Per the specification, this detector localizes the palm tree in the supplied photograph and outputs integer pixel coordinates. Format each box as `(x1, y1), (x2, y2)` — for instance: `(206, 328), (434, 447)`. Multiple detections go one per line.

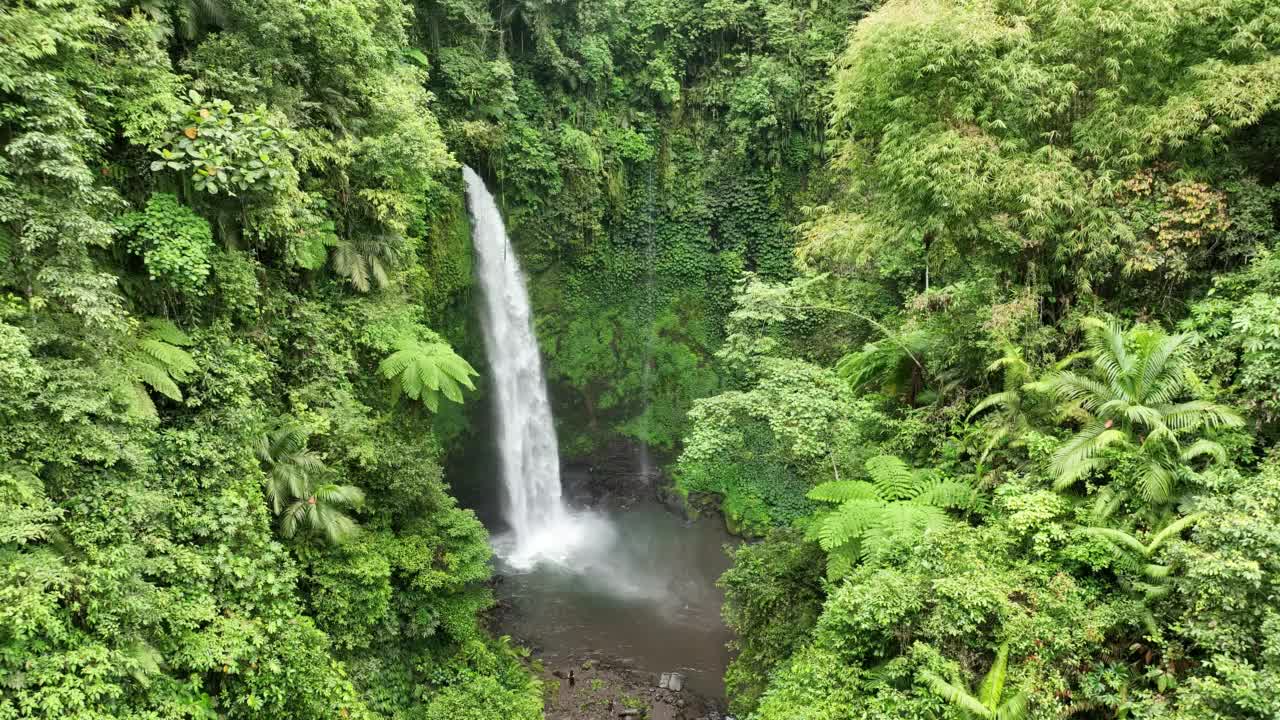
(254, 424), (326, 514)
(1079, 512), (1204, 635)
(968, 343), (1088, 464)
(808, 455), (983, 578)
(919, 643), (1028, 720)
(331, 233), (400, 292)
(1032, 318), (1243, 503)
(968, 342), (1036, 464)
(254, 424), (364, 544)
(278, 476), (365, 544)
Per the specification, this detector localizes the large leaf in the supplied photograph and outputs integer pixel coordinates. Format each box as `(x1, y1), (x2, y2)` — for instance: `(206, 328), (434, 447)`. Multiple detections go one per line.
(977, 643), (1009, 711)
(919, 670), (992, 719)
(865, 454), (914, 500)
(379, 338), (478, 411)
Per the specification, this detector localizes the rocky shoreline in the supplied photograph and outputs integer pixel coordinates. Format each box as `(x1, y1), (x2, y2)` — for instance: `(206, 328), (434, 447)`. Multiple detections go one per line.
(536, 652), (730, 720)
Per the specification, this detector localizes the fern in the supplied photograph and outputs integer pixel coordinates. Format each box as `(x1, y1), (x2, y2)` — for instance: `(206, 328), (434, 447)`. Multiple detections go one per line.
(378, 337), (478, 411)
(808, 455), (982, 577)
(807, 480), (877, 503)
(117, 318), (197, 417)
(866, 455), (915, 500)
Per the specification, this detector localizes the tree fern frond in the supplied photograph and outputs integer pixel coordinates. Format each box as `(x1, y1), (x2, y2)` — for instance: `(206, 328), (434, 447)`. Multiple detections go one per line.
(866, 454), (914, 500)
(135, 339), (197, 381)
(140, 318), (192, 347)
(379, 338), (478, 411)
(808, 480), (878, 504)
(129, 381), (158, 418)
(914, 479), (983, 512)
(816, 500), (883, 551)
(131, 358), (183, 401)
(826, 546), (857, 582)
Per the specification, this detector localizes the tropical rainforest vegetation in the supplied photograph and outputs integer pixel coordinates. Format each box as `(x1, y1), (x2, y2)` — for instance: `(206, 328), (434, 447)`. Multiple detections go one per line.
(2, 0), (1279, 718)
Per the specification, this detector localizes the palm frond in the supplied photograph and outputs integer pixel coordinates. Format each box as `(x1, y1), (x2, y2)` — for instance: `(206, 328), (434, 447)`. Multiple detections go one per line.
(1035, 371), (1112, 413)
(968, 390), (1018, 420)
(313, 483), (365, 508)
(919, 670), (992, 718)
(1180, 439), (1226, 464)
(1051, 421), (1129, 488)
(1145, 512), (1204, 553)
(977, 643), (1009, 711)
(1159, 401), (1244, 432)
(1137, 332), (1191, 399)
(1137, 461), (1175, 504)
(1079, 526), (1147, 556)
(995, 691), (1028, 720)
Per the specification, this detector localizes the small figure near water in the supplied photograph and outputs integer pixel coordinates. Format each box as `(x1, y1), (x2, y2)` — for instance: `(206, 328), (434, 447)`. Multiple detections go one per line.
(568, 669), (576, 687)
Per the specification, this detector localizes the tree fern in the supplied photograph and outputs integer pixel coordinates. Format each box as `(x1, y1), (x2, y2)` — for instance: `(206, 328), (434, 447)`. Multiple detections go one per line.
(379, 337), (478, 411)
(117, 318), (197, 417)
(866, 454), (915, 500)
(835, 328), (933, 403)
(808, 455), (981, 578)
(332, 233), (399, 292)
(807, 480), (878, 503)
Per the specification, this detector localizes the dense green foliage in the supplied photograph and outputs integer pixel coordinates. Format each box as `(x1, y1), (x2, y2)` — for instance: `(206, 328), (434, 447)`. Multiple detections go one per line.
(0, 1), (536, 718)
(695, 1), (1280, 718)
(4, 0), (1280, 718)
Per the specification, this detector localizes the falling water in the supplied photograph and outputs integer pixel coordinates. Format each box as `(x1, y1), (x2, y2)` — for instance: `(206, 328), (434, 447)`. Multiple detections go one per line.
(463, 166), (609, 569)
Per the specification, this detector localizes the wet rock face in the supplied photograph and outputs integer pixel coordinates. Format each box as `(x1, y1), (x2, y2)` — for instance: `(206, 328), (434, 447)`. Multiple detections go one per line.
(561, 437), (667, 510)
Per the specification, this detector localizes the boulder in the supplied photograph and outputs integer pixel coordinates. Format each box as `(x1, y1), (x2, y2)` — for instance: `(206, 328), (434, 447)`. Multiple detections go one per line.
(668, 672), (685, 692)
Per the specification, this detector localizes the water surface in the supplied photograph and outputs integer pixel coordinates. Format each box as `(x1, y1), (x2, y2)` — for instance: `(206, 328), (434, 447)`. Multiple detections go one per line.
(494, 501), (735, 697)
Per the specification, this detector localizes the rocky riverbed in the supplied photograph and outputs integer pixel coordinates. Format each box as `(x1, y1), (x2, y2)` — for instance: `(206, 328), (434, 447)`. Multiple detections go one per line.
(537, 652), (729, 720)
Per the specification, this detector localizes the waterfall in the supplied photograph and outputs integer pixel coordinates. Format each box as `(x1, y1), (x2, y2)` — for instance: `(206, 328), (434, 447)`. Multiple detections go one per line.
(463, 166), (606, 569)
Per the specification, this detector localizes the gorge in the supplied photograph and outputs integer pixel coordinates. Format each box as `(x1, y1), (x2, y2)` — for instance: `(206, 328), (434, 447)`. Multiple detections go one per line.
(4, 1), (1279, 719)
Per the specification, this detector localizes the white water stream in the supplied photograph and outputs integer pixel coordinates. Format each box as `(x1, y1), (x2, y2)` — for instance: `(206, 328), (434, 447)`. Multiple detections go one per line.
(463, 166), (610, 569)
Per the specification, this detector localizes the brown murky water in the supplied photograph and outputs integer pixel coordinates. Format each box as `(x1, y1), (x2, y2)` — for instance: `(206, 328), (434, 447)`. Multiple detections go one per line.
(493, 501), (736, 698)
